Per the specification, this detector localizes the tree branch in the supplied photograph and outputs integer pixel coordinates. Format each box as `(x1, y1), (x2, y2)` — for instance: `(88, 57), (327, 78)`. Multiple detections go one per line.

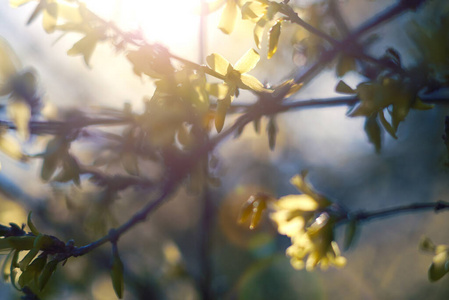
(351, 200), (449, 222)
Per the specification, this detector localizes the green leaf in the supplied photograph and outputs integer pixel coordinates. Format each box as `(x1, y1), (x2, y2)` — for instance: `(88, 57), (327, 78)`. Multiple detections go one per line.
(39, 260), (58, 291)
(218, 1), (238, 34)
(412, 97), (434, 110)
(1, 250), (13, 281)
(27, 212), (40, 236)
(10, 250), (20, 290)
(267, 20), (281, 59)
(7, 236), (36, 251)
(336, 54), (356, 77)
(19, 247), (39, 272)
(335, 80), (355, 94)
(111, 244), (124, 299)
(364, 115), (381, 153)
(41, 137), (66, 181)
(52, 154), (81, 185)
(344, 219), (358, 250)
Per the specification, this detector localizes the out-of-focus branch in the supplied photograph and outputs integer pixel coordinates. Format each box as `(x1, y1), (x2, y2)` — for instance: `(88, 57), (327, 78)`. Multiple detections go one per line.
(350, 200), (449, 222)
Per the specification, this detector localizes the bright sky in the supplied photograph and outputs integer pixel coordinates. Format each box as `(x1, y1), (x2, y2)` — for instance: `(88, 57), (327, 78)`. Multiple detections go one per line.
(86, 0), (204, 57)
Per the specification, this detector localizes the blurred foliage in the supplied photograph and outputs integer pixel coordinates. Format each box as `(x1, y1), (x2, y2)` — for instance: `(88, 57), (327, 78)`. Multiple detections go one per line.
(0, 0), (447, 299)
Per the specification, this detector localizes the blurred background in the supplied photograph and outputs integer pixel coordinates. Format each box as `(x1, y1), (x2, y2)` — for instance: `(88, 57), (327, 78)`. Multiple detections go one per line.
(0, 0), (449, 299)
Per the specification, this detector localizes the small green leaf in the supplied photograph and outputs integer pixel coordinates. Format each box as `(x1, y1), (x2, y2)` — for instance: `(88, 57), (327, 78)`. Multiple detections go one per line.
(52, 154), (81, 185)
(1, 250), (13, 281)
(412, 97), (434, 110)
(10, 250), (20, 290)
(41, 138), (66, 181)
(27, 212), (40, 236)
(39, 260), (58, 291)
(111, 244), (124, 299)
(19, 247), (39, 271)
(0, 238), (12, 251)
(267, 20), (281, 59)
(7, 236), (35, 251)
(28, 255), (47, 282)
(335, 80), (355, 94)
(336, 54), (356, 77)
(344, 219), (358, 250)
(364, 115), (381, 153)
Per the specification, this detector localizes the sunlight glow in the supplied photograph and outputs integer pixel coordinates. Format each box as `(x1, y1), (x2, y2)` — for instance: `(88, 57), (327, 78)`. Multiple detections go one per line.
(86, 0), (201, 54)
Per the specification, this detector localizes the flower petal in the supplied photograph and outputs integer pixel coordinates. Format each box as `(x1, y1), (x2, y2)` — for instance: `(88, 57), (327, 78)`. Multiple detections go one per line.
(206, 82), (229, 98)
(239, 74), (265, 91)
(206, 53), (231, 76)
(234, 48), (260, 74)
(275, 194), (319, 211)
(429, 251), (449, 282)
(10, 0), (34, 7)
(218, 1), (238, 34)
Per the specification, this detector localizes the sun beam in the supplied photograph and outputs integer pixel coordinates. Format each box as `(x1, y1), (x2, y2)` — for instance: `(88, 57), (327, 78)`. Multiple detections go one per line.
(86, 0), (202, 57)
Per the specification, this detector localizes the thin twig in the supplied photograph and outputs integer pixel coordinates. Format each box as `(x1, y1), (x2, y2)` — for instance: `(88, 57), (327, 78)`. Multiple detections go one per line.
(352, 200), (449, 222)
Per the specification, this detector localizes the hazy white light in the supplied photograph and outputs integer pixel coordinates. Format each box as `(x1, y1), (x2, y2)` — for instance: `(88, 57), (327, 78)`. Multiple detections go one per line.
(85, 0), (201, 54)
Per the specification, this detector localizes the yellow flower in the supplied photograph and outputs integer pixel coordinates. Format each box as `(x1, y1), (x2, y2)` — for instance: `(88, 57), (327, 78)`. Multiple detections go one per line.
(238, 193), (272, 230)
(270, 172), (346, 271)
(420, 237), (449, 282)
(287, 212), (346, 271)
(206, 48), (269, 132)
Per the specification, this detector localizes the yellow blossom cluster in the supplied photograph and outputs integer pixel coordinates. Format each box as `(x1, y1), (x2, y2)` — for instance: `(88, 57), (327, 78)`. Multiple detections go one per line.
(270, 172), (346, 271)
